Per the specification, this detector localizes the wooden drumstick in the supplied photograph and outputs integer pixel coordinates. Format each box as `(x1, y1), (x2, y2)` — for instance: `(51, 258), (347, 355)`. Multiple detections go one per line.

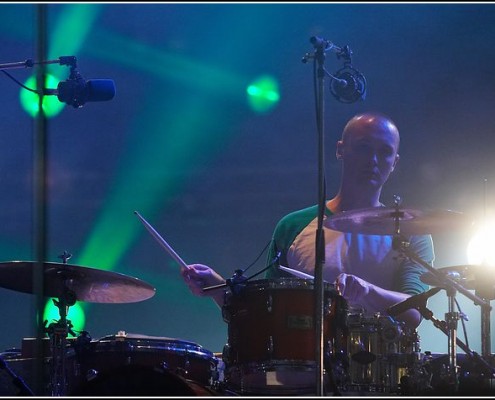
(279, 265), (331, 285)
(279, 265), (315, 280)
(134, 211), (189, 270)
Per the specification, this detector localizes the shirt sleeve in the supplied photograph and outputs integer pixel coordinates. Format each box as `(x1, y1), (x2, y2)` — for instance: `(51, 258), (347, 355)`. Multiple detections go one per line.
(396, 234), (435, 295)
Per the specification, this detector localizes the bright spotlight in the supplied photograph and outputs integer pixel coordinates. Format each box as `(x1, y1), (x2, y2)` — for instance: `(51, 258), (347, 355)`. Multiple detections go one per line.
(467, 217), (495, 266)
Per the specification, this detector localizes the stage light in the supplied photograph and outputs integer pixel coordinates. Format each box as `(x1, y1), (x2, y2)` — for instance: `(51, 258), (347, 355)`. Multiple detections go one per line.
(20, 74), (65, 118)
(42, 299), (86, 335)
(467, 217), (495, 266)
(247, 75), (280, 114)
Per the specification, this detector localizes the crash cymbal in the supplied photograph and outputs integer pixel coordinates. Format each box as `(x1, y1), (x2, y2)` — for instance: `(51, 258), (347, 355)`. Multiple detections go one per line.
(325, 207), (470, 235)
(420, 265), (495, 290)
(0, 261), (156, 303)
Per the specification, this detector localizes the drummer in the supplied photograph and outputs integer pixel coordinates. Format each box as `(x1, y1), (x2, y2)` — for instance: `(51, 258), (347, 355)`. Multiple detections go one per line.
(181, 112), (434, 329)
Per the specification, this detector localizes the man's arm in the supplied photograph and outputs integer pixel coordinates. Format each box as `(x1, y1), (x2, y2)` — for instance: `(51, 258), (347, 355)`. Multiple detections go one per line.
(336, 273), (422, 328)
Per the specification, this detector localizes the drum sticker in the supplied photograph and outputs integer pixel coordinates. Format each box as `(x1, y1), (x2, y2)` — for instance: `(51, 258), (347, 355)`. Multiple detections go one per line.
(287, 315), (313, 330)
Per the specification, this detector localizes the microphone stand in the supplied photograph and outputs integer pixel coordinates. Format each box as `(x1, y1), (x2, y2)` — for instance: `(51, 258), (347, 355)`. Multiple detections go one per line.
(0, 56), (77, 71)
(303, 37), (360, 396)
(310, 36), (327, 397)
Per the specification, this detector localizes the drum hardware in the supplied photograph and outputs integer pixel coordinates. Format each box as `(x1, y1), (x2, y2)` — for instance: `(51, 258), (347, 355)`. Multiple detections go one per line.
(421, 264), (495, 359)
(70, 332), (220, 396)
(342, 312), (418, 394)
(0, 353), (35, 396)
(326, 194), (489, 394)
(220, 278), (347, 395)
(399, 255), (489, 392)
(0, 257), (156, 395)
(390, 283), (495, 396)
(204, 250), (282, 296)
(392, 196), (490, 393)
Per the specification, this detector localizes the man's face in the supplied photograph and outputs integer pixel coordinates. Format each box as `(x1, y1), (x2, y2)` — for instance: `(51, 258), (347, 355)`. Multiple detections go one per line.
(340, 121), (399, 189)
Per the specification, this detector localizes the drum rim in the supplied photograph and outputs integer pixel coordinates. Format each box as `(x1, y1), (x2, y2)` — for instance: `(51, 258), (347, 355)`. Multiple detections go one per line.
(229, 277), (337, 291)
(88, 336), (216, 359)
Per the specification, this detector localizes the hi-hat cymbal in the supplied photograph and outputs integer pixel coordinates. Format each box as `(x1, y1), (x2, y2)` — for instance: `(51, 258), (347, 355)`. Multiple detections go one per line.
(0, 261), (156, 303)
(420, 265), (495, 290)
(325, 207), (471, 235)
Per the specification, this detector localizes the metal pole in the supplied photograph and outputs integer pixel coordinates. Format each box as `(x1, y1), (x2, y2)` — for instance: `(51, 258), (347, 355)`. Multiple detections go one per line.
(313, 39), (327, 397)
(446, 287), (459, 393)
(33, 3), (48, 395)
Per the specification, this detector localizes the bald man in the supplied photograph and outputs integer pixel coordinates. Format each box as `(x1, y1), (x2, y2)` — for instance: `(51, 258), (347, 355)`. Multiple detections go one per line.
(182, 112), (433, 329)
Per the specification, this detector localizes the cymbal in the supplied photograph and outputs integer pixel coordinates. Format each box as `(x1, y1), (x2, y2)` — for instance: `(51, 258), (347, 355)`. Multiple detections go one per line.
(325, 207), (470, 235)
(420, 265), (494, 290)
(0, 261), (156, 303)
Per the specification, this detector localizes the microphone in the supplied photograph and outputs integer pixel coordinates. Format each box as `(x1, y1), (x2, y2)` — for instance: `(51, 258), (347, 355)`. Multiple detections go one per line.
(387, 287), (442, 317)
(310, 36), (333, 50)
(45, 78), (116, 108)
(330, 65), (366, 104)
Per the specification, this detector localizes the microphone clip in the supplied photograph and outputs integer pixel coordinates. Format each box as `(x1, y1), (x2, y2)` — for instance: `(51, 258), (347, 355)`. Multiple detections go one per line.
(329, 63), (367, 104)
(57, 63), (88, 108)
(226, 269), (248, 295)
(336, 45), (353, 64)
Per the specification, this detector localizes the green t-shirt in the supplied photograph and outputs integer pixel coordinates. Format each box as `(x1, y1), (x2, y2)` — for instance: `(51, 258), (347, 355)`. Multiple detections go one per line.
(265, 204), (434, 297)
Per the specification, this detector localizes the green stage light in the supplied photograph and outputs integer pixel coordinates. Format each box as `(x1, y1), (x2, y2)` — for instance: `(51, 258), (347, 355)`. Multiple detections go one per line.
(247, 75), (280, 114)
(43, 299), (86, 336)
(20, 74), (65, 118)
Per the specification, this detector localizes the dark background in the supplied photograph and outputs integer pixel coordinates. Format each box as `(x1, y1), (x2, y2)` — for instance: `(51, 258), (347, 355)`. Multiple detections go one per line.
(0, 3), (494, 359)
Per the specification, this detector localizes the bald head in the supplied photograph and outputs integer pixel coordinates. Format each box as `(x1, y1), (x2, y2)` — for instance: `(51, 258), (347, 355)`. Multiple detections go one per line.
(342, 112), (400, 151)
(335, 112), (401, 199)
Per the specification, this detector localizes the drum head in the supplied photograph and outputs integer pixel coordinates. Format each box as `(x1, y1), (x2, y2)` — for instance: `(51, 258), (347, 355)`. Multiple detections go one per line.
(71, 364), (205, 396)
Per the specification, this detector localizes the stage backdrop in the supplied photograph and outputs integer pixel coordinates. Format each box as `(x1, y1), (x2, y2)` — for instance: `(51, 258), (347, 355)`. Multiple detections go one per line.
(0, 3), (494, 362)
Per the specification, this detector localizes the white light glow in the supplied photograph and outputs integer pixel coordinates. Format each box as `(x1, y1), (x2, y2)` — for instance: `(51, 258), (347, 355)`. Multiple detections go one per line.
(467, 218), (495, 266)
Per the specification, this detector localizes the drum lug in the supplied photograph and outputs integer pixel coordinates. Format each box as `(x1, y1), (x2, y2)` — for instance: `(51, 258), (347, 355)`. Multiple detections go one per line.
(85, 368), (99, 382)
(325, 298), (332, 315)
(267, 336), (274, 357)
(222, 343), (231, 365)
(222, 304), (231, 323)
(266, 294), (272, 313)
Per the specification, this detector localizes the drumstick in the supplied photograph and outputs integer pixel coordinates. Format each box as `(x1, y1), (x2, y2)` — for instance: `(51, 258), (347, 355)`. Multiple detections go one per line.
(279, 265), (330, 284)
(134, 211), (189, 270)
(279, 265), (315, 280)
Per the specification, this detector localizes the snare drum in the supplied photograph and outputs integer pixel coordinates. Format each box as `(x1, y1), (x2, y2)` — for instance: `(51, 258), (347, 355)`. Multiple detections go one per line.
(70, 332), (219, 395)
(221, 278), (347, 395)
(345, 312), (420, 394)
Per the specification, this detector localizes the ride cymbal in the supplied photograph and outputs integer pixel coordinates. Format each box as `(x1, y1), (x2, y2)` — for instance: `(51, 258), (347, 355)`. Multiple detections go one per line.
(0, 261), (156, 303)
(325, 207), (471, 236)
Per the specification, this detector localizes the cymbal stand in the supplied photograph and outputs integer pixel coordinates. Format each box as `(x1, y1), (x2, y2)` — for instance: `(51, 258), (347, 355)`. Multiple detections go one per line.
(474, 267), (495, 359)
(390, 196), (491, 393)
(46, 288), (76, 396)
(445, 285), (459, 392)
(417, 303), (495, 377)
(46, 255), (77, 397)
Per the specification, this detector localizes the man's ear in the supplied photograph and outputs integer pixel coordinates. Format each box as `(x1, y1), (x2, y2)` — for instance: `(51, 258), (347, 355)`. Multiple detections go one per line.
(391, 153), (400, 171)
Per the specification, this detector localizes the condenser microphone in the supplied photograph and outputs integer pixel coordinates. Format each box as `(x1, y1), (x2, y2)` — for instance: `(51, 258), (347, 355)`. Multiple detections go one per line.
(45, 78), (116, 108)
(330, 65), (367, 104)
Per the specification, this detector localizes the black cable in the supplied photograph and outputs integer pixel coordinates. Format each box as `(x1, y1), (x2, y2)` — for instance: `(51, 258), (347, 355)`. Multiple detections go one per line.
(454, 297), (469, 349)
(239, 239), (272, 275)
(1, 69), (39, 93)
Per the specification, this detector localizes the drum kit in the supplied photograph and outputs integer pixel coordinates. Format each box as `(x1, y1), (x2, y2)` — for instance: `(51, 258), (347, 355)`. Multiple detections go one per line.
(0, 204), (494, 396)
